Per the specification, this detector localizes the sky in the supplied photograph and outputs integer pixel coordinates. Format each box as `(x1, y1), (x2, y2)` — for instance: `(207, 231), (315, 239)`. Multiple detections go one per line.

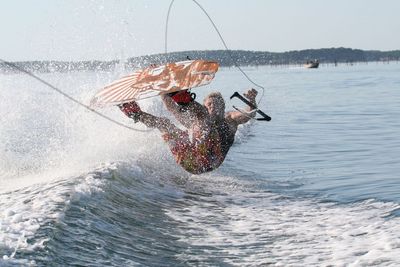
(1, 0), (399, 61)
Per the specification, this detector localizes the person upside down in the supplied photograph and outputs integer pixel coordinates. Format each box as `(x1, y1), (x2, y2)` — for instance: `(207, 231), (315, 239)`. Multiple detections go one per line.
(119, 88), (258, 174)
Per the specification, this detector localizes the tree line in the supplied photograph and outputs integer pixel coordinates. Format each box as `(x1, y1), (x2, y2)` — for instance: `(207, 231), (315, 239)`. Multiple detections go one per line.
(1, 47), (399, 73)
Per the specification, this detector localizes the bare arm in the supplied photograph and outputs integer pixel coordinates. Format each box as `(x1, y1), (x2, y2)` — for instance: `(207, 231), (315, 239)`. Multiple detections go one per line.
(225, 88), (258, 126)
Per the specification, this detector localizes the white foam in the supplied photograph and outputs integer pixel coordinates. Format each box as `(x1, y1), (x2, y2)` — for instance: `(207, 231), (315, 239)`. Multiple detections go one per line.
(0, 71), (166, 192)
(0, 70), (178, 263)
(0, 164), (114, 264)
(167, 190), (400, 266)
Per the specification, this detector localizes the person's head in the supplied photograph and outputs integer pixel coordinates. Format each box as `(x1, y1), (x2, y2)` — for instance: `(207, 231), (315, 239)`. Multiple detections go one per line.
(204, 92), (225, 119)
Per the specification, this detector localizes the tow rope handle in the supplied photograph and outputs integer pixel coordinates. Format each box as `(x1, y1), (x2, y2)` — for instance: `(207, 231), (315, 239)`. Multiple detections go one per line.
(230, 92), (271, 121)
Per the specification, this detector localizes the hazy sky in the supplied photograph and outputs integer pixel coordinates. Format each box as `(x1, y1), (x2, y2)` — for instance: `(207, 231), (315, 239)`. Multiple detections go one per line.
(1, 0), (399, 61)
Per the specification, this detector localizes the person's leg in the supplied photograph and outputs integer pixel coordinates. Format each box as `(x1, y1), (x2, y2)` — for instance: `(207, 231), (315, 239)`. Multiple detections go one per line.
(119, 101), (215, 174)
(119, 100), (202, 173)
(161, 94), (209, 128)
(119, 100), (181, 134)
(138, 111), (181, 134)
(139, 110), (199, 172)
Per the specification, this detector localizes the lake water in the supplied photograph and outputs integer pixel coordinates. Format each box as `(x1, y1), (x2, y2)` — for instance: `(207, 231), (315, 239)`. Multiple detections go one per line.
(1, 62), (400, 266)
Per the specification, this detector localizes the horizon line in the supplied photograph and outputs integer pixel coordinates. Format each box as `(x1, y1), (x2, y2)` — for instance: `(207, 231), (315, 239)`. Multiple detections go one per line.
(3, 47), (400, 63)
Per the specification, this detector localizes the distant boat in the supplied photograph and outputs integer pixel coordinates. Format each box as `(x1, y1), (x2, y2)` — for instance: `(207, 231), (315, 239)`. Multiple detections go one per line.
(304, 60), (319, 69)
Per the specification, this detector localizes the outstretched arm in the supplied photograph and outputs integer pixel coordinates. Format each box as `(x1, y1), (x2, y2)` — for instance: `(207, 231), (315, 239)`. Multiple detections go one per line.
(225, 88), (258, 125)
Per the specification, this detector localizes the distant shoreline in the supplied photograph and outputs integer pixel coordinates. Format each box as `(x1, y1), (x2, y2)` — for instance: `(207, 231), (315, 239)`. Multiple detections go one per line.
(1, 47), (399, 74)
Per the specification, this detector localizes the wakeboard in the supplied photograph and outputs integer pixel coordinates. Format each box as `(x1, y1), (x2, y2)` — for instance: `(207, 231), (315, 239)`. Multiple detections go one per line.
(90, 59), (219, 107)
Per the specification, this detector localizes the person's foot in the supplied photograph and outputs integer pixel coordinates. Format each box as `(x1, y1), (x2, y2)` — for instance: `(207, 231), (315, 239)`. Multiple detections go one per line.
(118, 101), (142, 123)
(168, 90), (196, 106)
